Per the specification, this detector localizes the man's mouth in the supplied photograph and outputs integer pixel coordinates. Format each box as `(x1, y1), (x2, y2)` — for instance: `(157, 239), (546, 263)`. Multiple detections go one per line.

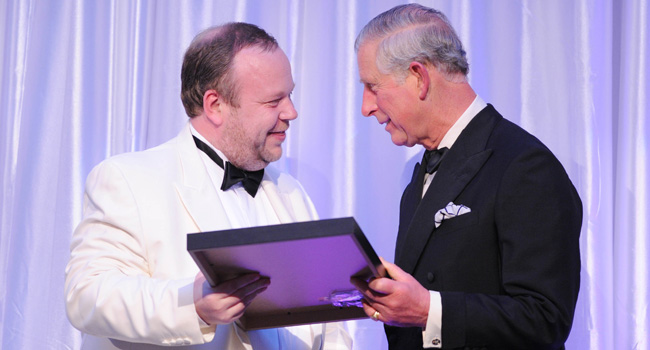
(377, 116), (390, 126)
(268, 130), (287, 142)
(269, 122), (290, 134)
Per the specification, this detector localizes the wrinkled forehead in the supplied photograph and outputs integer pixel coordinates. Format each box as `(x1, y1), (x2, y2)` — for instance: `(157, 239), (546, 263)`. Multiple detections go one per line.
(356, 39), (383, 77)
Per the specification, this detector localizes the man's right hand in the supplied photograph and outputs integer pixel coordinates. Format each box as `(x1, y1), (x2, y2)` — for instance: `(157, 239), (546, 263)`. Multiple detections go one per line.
(193, 271), (270, 325)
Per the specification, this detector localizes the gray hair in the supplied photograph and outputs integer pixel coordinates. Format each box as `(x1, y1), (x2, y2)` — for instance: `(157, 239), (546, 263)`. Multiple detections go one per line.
(355, 4), (469, 82)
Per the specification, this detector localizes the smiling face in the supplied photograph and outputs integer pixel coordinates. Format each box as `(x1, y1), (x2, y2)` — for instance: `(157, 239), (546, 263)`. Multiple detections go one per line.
(357, 41), (426, 147)
(219, 46), (297, 170)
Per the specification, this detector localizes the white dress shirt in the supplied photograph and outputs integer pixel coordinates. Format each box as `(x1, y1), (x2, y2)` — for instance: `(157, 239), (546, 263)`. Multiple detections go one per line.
(421, 96), (487, 348)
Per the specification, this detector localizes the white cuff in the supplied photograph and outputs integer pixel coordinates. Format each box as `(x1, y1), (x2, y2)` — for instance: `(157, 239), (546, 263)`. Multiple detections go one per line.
(422, 291), (442, 348)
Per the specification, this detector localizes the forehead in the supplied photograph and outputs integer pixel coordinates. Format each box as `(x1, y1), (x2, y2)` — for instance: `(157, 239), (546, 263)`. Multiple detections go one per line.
(357, 40), (382, 82)
(232, 46), (294, 97)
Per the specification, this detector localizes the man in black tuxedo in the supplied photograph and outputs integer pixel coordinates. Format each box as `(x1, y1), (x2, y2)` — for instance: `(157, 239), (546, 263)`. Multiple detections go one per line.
(350, 4), (582, 349)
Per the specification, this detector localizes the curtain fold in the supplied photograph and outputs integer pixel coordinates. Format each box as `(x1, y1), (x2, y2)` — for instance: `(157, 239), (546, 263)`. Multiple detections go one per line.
(1, 1), (648, 349)
(613, 0), (649, 347)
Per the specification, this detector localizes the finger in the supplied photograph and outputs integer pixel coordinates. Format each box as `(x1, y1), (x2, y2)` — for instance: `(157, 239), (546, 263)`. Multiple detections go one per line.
(241, 284), (269, 307)
(225, 280), (270, 320)
(351, 276), (388, 303)
(225, 286), (268, 320)
(379, 257), (411, 282)
(369, 269), (420, 296)
(350, 276), (369, 292)
(368, 276), (398, 295)
(199, 279), (270, 324)
(232, 277), (270, 300)
(223, 278), (269, 309)
(212, 273), (263, 294)
(360, 299), (375, 315)
(360, 300), (383, 322)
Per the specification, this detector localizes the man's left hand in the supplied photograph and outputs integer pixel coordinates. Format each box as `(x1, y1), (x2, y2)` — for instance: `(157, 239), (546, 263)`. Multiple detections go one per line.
(350, 257), (430, 328)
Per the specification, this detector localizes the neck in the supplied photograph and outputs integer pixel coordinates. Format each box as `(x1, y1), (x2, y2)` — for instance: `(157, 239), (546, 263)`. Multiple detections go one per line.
(442, 81), (477, 121)
(421, 78), (476, 150)
(190, 115), (220, 148)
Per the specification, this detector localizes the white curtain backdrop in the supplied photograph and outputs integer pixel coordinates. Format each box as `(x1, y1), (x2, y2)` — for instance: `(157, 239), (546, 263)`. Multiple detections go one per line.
(1, 0), (648, 349)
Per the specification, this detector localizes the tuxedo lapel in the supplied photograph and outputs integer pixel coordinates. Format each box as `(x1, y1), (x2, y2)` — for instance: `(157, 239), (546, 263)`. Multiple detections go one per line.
(396, 106), (502, 273)
(173, 123), (233, 232)
(397, 150), (492, 272)
(260, 177), (295, 224)
(395, 161), (426, 263)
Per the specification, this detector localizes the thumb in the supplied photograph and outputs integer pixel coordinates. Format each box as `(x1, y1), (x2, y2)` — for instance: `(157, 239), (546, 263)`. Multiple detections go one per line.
(379, 257), (411, 282)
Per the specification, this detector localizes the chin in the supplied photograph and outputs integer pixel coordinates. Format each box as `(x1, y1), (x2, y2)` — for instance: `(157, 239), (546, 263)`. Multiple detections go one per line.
(390, 137), (408, 147)
(261, 150), (282, 164)
(388, 131), (409, 147)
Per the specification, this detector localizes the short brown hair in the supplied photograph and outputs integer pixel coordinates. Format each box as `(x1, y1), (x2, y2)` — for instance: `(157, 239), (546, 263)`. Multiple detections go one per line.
(180, 23), (278, 117)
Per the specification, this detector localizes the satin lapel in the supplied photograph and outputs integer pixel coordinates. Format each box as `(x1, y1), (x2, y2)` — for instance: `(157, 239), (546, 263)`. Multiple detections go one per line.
(173, 123), (232, 232)
(260, 177), (295, 224)
(395, 161), (425, 264)
(397, 106), (502, 273)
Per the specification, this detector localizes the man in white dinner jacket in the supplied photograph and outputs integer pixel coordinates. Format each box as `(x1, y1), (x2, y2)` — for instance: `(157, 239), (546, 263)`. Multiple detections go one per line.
(65, 22), (352, 350)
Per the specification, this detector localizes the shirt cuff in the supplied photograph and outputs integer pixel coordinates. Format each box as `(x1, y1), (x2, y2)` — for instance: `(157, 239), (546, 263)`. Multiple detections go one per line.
(422, 291), (442, 348)
(196, 308), (216, 342)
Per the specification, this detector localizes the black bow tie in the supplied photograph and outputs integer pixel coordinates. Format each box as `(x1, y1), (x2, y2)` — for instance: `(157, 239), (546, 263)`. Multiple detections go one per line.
(423, 147), (449, 174)
(193, 136), (264, 197)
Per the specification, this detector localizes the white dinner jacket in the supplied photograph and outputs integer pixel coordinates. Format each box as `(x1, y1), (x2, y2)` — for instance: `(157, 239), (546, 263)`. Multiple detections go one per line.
(64, 123), (346, 350)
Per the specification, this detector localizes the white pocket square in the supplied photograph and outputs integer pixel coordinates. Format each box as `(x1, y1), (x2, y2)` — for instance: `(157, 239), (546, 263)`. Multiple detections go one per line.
(434, 202), (471, 228)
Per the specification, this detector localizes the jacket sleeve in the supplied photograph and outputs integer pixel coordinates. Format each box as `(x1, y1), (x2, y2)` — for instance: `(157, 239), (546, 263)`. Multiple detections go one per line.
(64, 159), (215, 346)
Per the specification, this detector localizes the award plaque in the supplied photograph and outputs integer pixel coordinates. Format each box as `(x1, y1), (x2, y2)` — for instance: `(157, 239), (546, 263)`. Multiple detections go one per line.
(187, 217), (385, 330)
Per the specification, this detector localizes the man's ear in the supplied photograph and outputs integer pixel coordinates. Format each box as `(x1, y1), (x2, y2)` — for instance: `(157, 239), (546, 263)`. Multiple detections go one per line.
(409, 62), (430, 100)
(203, 89), (224, 126)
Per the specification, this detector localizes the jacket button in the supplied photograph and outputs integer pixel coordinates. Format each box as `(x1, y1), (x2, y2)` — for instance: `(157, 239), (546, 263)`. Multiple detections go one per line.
(427, 272), (435, 283)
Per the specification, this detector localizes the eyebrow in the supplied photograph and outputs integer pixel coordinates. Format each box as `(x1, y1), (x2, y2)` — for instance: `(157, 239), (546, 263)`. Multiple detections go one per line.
(262, 84), (295, 103)
(361, 81), (376, 90)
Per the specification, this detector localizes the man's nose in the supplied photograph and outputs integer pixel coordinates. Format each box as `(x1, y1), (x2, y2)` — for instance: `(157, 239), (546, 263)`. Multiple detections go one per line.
(360, 87), (377, 117)
(280, 98), (298, 121)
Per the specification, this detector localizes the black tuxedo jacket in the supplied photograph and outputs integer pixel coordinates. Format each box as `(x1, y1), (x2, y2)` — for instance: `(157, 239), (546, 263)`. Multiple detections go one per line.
(386, 105), (582, 350)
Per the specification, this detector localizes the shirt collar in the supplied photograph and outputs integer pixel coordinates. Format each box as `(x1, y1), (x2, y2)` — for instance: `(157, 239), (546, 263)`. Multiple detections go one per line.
(189, 123), (230, 163)
(438, 95), (487, 149)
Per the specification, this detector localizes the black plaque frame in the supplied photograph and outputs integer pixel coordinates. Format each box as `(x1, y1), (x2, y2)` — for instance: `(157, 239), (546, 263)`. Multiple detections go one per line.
(187, 217), (385, 330)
